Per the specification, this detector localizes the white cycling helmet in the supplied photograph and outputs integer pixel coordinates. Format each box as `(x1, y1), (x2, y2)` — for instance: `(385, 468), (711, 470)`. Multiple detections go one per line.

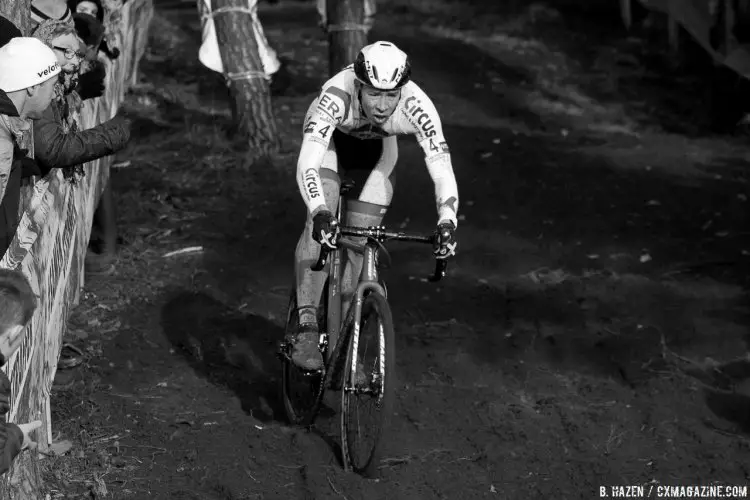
(353, 41), (411, 90)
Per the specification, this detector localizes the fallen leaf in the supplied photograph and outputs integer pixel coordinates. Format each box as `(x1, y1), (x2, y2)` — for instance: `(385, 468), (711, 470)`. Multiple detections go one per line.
(49, 440), (73, 456)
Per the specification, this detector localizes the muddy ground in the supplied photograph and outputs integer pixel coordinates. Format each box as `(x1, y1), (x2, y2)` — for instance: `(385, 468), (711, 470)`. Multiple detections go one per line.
(42, 0), (750, 498)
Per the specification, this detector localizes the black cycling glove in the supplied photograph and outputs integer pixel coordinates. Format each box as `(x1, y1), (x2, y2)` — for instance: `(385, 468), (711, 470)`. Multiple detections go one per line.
(433, 221), (457, 259)
(312, 210), (340, 250)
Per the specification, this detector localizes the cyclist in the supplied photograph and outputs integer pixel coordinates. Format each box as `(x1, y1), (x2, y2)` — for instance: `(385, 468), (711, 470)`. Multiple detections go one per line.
(292, 41), (459, 370)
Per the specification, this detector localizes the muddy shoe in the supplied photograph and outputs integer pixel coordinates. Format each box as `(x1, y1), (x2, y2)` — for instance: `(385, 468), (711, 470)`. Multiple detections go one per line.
(291, 323), (323, 371)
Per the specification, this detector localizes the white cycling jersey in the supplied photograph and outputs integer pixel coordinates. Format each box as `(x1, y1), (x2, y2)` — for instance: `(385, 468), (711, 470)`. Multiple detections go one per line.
(296, 66), (459, 227)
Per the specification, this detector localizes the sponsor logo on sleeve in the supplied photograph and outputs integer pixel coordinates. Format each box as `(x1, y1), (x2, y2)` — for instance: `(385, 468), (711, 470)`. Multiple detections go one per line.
(316, 86), (351, 124)
(403, 96), (437, 138)
(304, 168), (321, 199)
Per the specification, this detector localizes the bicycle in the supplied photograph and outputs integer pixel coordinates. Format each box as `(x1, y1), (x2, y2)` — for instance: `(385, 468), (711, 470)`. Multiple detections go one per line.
(278, 177), (449, 477)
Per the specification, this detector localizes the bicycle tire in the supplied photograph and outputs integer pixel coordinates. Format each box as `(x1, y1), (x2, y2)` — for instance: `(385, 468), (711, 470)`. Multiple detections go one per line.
(340, 291), (395, 477)
(281, 290), (325, 426)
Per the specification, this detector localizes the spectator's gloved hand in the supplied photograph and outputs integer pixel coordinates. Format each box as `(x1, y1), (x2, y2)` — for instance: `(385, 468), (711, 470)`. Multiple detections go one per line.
(433, 220), (457, 259)
(109, 114), (132, 140)
(18, 420), (42, 451)
(18, 157), (41, 178)
(312, 210), (339, 250)
(13, 147), (41, 179)
(76, 61), (106, 100)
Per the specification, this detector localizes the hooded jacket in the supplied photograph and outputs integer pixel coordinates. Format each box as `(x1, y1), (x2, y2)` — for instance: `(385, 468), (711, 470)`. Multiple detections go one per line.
(0, 90), (30, 257)
(0, 95), (24, 473)
(0, 91), (28, 206)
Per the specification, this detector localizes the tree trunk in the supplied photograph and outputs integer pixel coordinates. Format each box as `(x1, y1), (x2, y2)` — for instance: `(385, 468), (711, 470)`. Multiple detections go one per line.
(326, 0), (368, 77)
(212, 0), (280, 162)
(0, 0), (31, 35)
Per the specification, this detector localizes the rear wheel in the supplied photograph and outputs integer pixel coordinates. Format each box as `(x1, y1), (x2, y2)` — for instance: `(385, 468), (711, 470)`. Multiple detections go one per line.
(340, 291), (395, 477)
(281, 291), (325, 426)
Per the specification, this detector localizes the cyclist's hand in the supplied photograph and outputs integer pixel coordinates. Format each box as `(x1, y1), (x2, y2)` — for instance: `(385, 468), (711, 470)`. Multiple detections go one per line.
(433, 221), (457, 259)
(312, 210), (340, 250)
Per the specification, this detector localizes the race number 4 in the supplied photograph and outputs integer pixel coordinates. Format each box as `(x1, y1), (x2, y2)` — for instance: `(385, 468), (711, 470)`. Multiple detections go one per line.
(303, 120), (331, 139)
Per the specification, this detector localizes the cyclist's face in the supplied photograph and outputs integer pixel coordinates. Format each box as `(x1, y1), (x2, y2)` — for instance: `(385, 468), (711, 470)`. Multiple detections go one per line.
(360, 86), (401, 125)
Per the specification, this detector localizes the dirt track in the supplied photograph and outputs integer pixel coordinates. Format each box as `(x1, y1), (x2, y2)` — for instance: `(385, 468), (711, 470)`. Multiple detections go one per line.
(45, 1), (750, 499)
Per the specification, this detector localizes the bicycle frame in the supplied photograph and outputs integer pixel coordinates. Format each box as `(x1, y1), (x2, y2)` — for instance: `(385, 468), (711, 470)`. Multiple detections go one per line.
(323, 200), (386, 365)
(315, 198), (446, 373)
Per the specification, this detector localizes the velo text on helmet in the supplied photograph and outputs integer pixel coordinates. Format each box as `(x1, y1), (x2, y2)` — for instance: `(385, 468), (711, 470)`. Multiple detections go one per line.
(353, 41), (411, 91)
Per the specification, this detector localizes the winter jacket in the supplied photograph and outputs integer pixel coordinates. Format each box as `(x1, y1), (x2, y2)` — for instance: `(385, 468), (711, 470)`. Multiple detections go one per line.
(0, 369), (23, 475)
(0, 91), (26, 202)
(33, 99), (130, 174)
(0, 91), (30, 256)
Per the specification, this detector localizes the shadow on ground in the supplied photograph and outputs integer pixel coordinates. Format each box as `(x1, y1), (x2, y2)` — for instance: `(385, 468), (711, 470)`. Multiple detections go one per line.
(160, 289), (284, 422)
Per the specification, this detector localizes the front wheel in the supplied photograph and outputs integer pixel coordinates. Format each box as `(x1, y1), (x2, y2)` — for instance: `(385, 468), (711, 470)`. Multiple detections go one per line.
(340, 291), (395, 477)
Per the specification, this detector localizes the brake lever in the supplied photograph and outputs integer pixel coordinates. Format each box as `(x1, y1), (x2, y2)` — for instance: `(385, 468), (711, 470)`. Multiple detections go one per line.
(428, 259), (448, 282)
(311, 247), (330, 271)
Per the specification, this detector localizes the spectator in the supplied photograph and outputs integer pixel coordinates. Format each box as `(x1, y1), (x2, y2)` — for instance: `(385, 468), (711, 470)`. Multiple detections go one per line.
(0, 36), (61, 255)
(32, 19), (130, 273)
(32, 20), (129, 180)
(0, 269), (43, 474)
(31, 0), (73, 31)
(70, 0), (99, 18)
(69, 0), (120, 60)
(72, 15), (108, 101)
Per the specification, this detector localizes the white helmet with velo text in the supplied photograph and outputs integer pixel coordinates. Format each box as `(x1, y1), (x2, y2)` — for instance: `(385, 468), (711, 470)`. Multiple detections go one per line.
(353, 41), (411, 91)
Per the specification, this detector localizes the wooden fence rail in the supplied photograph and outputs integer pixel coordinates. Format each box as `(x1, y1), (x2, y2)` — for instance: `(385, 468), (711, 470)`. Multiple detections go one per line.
(0, 0), (153, 496)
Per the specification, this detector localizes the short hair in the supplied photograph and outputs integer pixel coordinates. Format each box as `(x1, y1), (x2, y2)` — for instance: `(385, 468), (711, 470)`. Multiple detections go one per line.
(0, 270), (37, 334)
